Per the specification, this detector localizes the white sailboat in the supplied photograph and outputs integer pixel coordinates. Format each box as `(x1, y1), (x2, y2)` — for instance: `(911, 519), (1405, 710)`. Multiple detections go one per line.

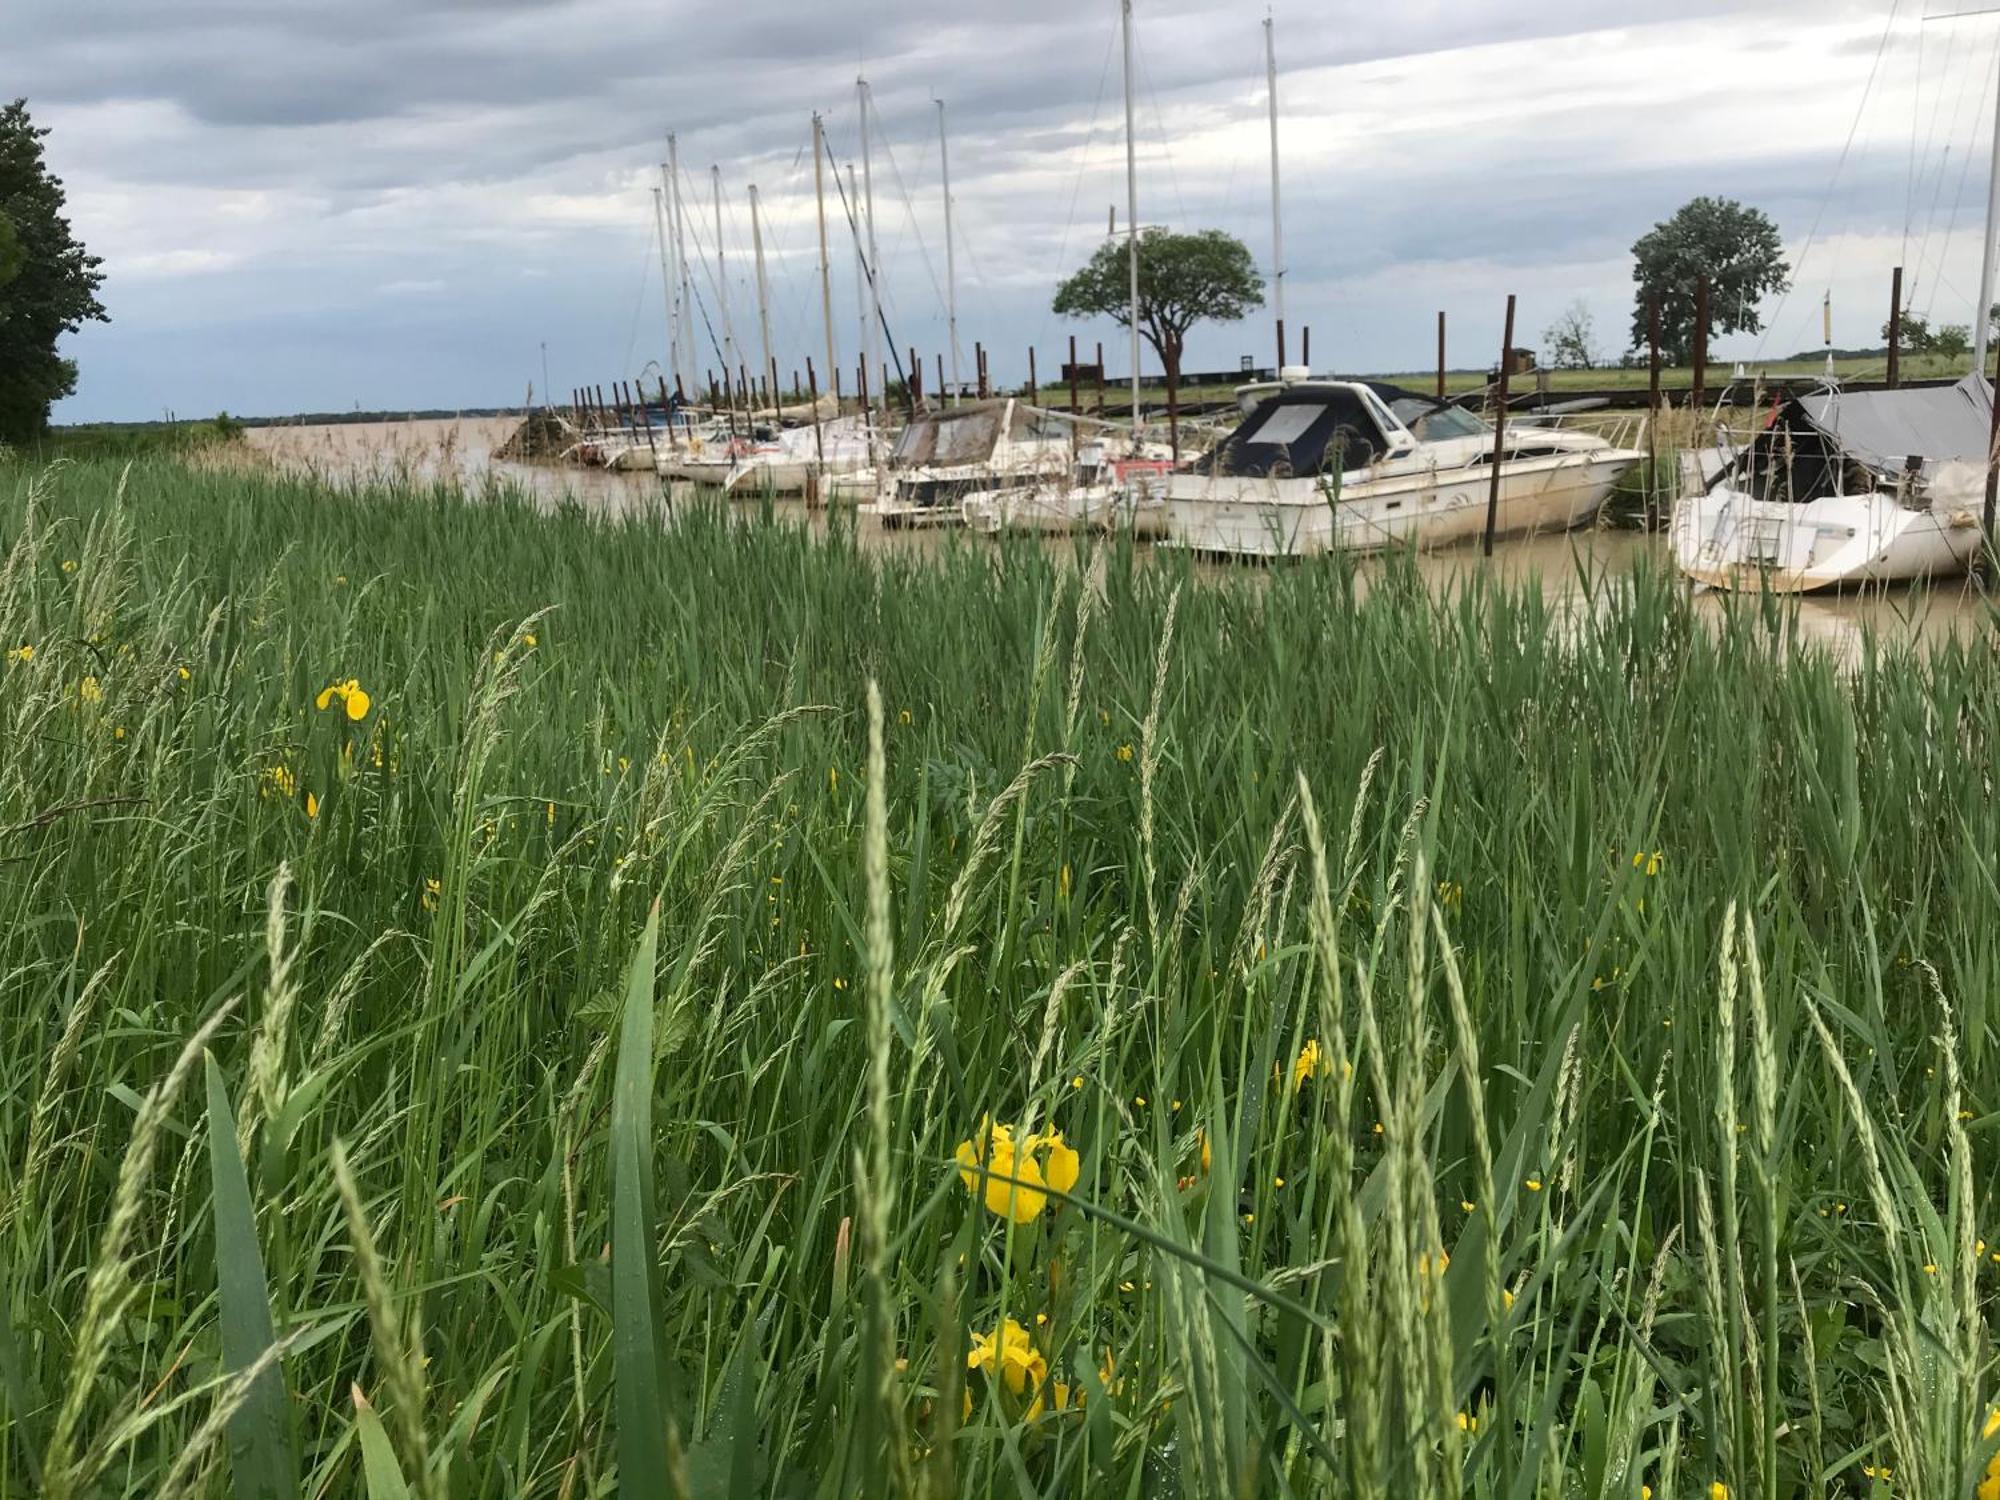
(1161, 371), (1640, 558)
(1670, 32), (2000, 591)
(1670, 378), (1990, 591)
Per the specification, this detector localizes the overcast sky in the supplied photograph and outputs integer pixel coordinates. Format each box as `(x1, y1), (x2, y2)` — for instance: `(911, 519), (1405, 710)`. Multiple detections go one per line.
(12, 0), (2000, 421)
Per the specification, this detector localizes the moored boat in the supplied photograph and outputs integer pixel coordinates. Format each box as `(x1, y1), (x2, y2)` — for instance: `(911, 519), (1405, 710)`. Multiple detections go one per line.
(1671, 376), (1991, 592)
(863, 397), (1073, 528)
(959, 439), (1177, 536)
(1161, 370), (1641, 558)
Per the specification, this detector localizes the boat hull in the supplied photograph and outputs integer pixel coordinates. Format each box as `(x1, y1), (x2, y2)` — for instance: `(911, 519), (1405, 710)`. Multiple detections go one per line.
(1670, 488), (1984, 592)
(1163, 450), (1635, 558)
(960, 483), (1170, 538)
(723, 454), (873, 496)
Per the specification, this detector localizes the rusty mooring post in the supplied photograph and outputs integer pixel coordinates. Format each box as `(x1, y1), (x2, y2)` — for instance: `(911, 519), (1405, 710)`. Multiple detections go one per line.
(1691, 276), (1709, 433)
(1436, 312), (1446, 400)
(1068, 334), (1079, 414)
(1887, 266), (1903, 389)
(806, 357), (824, 471)
(1481, 293), (1517, 558)
(1647, 294), (1663, 530)
(1028, 347), (1039, 406)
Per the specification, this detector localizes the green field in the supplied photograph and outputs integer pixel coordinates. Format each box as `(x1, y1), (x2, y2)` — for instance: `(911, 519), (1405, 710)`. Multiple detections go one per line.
(2, 455), (1999, 1498)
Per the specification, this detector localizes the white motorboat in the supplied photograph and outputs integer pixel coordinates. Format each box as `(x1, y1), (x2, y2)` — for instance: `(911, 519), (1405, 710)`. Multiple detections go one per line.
(1671, 375), (1991, 592)
(1161, 370), (1642, 558)
(862, 398), (1074, 528)
(959, 439), (1177, 537)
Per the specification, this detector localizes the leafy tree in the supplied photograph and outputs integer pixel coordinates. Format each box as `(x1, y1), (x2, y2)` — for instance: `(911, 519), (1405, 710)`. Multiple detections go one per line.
(1934, 323), (1971, 361)
(1882, 310), (1935, 354)
(1053, 227), (1262, 450)
(1627, 197), (1788, 365)
(0, 213), (21, 291)
(0, 99), (108, 445)
(1542, 299), (1597, 370)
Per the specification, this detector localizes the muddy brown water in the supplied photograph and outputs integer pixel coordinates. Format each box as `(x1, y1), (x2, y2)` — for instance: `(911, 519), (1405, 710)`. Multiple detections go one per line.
(243, 416), (1994, 666)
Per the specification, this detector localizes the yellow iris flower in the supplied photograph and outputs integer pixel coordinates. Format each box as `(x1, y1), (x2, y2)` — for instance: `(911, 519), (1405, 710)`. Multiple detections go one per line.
(315, 678), (372, 721)
(955, 1117), (1079, 1224)
(1292, 1039), (1323, 1091)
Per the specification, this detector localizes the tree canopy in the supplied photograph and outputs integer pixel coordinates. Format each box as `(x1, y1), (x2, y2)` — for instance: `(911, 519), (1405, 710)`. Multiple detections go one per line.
(1627, 196), (1787, 366)
(1053, 227), (1262, 389)
(0, 99), (108, 445)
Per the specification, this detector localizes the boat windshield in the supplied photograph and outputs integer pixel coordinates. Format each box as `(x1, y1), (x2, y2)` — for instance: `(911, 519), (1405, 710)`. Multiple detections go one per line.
(1388, 397), (1486, 442)
(892, 407), (1003, 466)
(1198, 390), (1388, 478)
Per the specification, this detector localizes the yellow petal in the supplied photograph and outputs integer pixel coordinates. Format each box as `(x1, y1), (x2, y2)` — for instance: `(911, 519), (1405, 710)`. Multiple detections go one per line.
(984, 1145), (1046, 1224)
(305, 792), (319, 819)
(316, 686), (336, 711)
(1039, 1131), (1080, 1196)
(1293, 1039), (1322, 1090)
(346, 686), (371, 720)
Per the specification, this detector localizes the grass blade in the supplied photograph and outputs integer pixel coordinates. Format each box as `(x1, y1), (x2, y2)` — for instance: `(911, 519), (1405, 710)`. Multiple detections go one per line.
(204, 1052), (298, 1500)
(612, 901), (673, 1496)
(351, 1385), (413, 1500)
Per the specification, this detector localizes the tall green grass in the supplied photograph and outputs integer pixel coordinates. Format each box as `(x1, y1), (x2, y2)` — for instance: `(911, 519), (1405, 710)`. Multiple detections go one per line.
(1, 455), (1997, 1498)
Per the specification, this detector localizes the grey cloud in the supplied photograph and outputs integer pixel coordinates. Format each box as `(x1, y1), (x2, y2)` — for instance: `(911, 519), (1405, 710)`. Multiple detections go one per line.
(2, 0), (1967, 421)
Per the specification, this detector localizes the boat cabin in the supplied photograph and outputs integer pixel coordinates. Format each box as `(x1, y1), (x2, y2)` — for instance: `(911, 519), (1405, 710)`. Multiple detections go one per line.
(888, 398), (1070, 470)
(1199, 379), (1485, 478)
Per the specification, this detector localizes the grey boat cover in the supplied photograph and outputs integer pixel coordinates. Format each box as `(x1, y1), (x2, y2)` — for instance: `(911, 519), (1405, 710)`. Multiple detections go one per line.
(1793, 374), (1992, 475)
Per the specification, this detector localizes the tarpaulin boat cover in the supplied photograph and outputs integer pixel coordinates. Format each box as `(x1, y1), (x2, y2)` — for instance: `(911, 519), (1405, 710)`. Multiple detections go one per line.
(1791, 374), (1993, 475)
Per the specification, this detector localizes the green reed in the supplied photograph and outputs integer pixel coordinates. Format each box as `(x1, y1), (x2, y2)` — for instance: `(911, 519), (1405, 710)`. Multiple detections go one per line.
(0, 454), (1996, 1498)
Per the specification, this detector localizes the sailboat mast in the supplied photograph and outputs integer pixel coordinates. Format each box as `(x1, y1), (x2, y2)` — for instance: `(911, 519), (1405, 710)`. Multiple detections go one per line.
(857, 78), (886, 410)
(749, 183), (776, 414)
(1265, 12), (1285, 361)
(1976, 48), (2000, 379)
(812, 113), (839, 407)
(938, 98), (962, 405)
(652, 182), (676, 390)
(713, 165), (738, 407)
(1122, 0), (1142, 437)
(849, 165), (869, 412)
(668, 134), (696, 398)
